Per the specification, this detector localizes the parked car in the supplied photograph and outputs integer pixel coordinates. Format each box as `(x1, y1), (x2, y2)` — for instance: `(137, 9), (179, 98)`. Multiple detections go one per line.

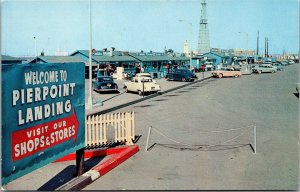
(92, 76), (118, 93)
(252, 64), (277, 74)
(166, 69), (198, 82)
(124, 76), (161, 95)
(279, 60), (289, 66)
(288, 60), (295, 65)
(211, 67), (242, 78)
(272, 62), (285, 71)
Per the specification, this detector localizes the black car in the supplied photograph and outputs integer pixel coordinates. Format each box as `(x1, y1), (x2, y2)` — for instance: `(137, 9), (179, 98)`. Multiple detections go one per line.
(92, 76), (118, 93)
(166, 69), (198, 82)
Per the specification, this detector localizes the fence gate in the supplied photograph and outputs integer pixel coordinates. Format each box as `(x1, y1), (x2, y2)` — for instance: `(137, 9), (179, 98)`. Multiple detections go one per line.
(85, 112), (135, 148)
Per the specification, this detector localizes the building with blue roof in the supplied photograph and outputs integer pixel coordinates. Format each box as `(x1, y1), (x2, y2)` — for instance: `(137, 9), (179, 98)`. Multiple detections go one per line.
(1, 55), (23, 64)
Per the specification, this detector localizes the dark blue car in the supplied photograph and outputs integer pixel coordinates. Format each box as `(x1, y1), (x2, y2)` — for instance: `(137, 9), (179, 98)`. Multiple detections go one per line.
(92, 76), (118, 93)
(166, 69), (198, 82)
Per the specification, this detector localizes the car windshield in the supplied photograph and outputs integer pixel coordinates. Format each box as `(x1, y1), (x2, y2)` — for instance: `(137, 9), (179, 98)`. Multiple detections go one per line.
(97, 77), (112, 82)
(141, 79), (153, 83)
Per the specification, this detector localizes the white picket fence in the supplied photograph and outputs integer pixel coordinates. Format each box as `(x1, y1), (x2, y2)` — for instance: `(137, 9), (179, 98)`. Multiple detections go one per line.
(85, 112), (135, 148)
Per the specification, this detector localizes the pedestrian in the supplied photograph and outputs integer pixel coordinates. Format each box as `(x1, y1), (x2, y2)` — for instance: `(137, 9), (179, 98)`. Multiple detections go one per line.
(135, 63), (141, 74)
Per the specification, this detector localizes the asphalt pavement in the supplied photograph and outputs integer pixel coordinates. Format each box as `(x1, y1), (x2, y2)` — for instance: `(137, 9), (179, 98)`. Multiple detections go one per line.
(83, 64), (299, 190)
(3, 65), (298, 190)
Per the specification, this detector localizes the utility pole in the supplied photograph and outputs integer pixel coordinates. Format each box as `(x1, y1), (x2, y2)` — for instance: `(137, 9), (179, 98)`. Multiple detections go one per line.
(87, 0), (93, 109)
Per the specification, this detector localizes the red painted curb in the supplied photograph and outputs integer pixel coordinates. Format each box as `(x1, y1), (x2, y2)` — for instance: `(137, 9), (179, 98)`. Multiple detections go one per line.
(92, 145), (139, 176)
(54, 146), (134, 162)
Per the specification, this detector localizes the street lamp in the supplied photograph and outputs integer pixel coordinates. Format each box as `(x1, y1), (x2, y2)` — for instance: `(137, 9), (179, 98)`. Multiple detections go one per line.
(87, 0), (93, 109)
(178, 19), (193, 71)
(33, 37), (37, 62)
(87, 0), (103, 109)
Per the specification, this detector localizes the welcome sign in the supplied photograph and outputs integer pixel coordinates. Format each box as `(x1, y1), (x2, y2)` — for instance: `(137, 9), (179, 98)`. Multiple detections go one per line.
(2, 63), (85, 185)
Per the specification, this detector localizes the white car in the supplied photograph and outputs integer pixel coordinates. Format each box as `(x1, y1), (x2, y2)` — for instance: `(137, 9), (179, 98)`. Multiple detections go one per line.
(124, 76), (161, 95)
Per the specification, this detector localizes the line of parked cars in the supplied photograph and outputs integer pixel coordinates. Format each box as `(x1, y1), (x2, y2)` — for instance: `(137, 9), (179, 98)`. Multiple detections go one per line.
(92, 68), (198, 96)
(92, 60), (296, 95)
(211, 59), (297, 78)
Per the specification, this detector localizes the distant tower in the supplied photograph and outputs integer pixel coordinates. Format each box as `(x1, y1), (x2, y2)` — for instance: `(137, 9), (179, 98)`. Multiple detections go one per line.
(198, 0), (210, 54)
(183, 40), (190, 57)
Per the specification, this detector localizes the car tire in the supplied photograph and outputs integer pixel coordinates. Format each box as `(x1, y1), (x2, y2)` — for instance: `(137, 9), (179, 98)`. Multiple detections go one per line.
(138, 90), (142, 96)
(182, 77), (186, 82)
(258, 70), (262, 74)
(271, 70), (275, 73)
(234, 74), (239, 78)
(218, 73), (223, 78)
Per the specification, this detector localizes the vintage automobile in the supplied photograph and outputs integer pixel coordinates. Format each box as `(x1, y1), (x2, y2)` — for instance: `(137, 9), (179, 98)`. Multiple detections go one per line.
(124, 76), (161, 95)
(211, 67), (242, 78)
(252, 64), (277, 74)
(272, 62), (285, 71)
(165, 69), (198, 82)
(278, 60), (289, 66)
(288, 60), (295, 65)
(92, 76), (118, 93)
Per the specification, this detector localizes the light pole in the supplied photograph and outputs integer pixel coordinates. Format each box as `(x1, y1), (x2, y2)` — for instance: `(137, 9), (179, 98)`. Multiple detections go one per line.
(87, 0), (93, 109)
(178, 19), (193, 71)
(33, 37), (37, 62)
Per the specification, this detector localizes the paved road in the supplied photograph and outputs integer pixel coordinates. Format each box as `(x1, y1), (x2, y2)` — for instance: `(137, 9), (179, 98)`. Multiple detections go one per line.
(83, 64), (299, 190)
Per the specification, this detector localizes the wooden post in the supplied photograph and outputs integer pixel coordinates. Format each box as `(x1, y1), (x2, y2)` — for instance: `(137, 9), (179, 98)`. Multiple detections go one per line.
(76, 148), (85, 176)
(145, 126), (152, 151)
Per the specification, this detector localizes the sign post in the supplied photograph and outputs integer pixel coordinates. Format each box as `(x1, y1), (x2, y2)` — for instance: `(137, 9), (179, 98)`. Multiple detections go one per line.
(2, 63), (85, 185)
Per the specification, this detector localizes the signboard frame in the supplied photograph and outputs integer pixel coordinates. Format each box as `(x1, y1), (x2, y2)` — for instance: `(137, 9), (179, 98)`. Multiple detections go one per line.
(1, 62), (85, 185)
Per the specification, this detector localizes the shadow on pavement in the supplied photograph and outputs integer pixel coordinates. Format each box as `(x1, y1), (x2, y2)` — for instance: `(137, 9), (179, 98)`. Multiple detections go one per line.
(134, 104), (153, 108)
(293, 93), (299, 98)
(163, 94), (179, 97)
(38, 165), (76, 191)
(38, 156), (106, 190)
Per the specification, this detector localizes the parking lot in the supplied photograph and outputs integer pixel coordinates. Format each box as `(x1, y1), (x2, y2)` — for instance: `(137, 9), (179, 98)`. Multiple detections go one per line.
(3, 64), (298, 190)
(84, 64), (299, 190)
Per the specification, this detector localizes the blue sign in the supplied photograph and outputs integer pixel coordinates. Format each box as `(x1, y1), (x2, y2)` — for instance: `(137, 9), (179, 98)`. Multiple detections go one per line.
(2, 63), (85, 185)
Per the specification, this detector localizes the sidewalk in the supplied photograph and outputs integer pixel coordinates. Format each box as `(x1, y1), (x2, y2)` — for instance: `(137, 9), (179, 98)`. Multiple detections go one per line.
(2, 71), (212, 190)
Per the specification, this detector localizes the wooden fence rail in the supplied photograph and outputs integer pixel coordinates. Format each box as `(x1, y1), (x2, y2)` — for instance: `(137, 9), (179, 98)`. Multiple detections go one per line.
(85, 112), (135, 148)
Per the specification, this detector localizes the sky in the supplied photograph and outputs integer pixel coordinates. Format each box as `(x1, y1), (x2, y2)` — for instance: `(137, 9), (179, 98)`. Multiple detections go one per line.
(2, 0), (299, 56)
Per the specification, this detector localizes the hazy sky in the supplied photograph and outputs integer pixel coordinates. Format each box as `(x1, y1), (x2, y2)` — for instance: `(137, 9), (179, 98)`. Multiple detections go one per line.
(2, 0), (299, 56)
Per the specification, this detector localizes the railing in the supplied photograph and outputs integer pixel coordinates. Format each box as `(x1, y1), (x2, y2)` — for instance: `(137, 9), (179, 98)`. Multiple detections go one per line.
(85, 112), (135, 148)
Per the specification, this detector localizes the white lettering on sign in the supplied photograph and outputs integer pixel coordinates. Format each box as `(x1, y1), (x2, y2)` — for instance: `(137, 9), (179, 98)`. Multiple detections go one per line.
(12, 70), (77, 126)
(24, 71), (59, 85)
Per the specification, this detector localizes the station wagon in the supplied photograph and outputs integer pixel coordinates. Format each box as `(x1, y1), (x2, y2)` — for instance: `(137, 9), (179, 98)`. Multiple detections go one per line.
(252, 64), (277, 74)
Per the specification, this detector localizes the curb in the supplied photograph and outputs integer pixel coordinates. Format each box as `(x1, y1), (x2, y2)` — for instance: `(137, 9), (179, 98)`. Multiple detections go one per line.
(55, 145), (139, 191)
(87, 76), (212, 116)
